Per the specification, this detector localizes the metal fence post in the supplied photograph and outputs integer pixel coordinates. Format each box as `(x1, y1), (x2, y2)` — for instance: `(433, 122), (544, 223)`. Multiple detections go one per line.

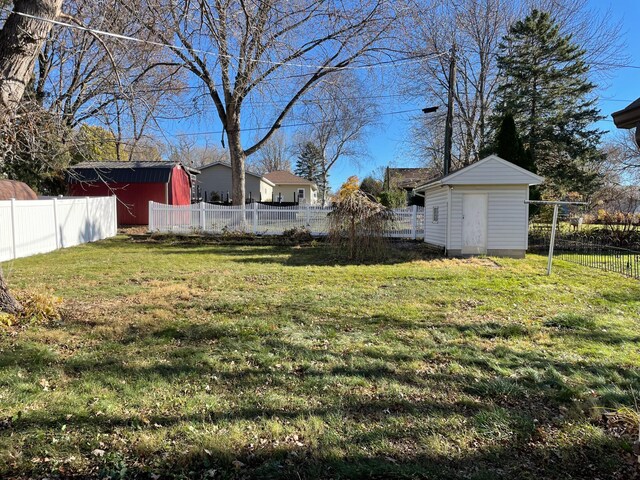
(411, 204), (418, 240)
(10, 198), (17, 260)
(547, 204), (559, 275)
(252, 201), (258, 234)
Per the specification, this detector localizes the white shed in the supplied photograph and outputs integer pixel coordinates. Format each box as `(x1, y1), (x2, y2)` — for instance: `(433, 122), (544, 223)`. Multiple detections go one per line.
(414, 155), (544, 258)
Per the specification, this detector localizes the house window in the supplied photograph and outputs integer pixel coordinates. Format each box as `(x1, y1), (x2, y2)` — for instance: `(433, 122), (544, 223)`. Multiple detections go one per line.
(298, 188), (305, 200)
(432, 206), (439, 223)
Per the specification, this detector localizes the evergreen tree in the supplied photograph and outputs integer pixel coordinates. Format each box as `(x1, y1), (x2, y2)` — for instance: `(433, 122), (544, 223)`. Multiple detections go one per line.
(295, 141), (325, 192)
(494, 10), (604, 195)
(493, 112), (532, 171)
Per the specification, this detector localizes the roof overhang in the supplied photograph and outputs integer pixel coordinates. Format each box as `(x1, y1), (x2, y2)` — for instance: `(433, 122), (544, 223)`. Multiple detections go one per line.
(611, 98), (640, 147)
(413, 155), (544, 193)
(612, 98), (640, 129)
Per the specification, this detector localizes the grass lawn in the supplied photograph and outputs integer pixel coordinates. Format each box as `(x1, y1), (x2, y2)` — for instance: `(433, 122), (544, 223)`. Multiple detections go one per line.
(1, 234), (639, 479)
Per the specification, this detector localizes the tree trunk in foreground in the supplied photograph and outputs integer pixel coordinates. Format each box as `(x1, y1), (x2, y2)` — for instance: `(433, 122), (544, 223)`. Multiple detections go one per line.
(0, 270), (23, 315)
(0, 0), (61, 313)
(0, 0), (63, 116)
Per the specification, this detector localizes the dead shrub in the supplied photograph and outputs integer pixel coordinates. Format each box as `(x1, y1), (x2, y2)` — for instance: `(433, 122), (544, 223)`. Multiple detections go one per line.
(1, 288), (63, 328)
(328, 176), (394, 262)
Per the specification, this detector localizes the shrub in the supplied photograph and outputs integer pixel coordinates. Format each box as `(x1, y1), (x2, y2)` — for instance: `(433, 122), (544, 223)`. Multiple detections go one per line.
(379, 188), (407, 208)
(282, 226), (313, 244)
(328, 176), (393, 261)
(1, 288), (63, 328)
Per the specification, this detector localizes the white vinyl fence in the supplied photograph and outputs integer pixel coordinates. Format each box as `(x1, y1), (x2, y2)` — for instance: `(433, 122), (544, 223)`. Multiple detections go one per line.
(0, 196), (117, 262)
(149, 202), (425, 239)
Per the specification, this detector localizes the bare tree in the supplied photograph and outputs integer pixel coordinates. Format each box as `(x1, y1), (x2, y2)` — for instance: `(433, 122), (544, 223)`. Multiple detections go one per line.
(401, 0), (514, 169)
(299, 73), (377, 205)
(32, 0), (186, 161)
(247, 131), (292, 174)
(132, 0), (396, 205)
(167, 136), (229, 167)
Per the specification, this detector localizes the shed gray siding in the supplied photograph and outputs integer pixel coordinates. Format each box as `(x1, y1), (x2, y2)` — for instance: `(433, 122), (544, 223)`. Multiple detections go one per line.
(448, 186), (529, 252)
(423, 186), (448, 247)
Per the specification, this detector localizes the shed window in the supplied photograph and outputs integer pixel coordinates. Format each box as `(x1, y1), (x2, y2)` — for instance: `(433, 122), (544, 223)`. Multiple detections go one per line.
(298, 188), (305, 199)
(432, 206), (439, 223)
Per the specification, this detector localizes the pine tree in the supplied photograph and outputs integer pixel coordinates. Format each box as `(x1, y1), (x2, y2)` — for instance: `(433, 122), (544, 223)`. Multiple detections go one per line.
(493, 112), (532, 171)
(295, 141), (326, 192)
(494, 10), (604, 195)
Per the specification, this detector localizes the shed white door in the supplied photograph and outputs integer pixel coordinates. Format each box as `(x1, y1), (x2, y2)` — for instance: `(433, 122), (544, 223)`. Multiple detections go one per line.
(462, 193), (487, 254)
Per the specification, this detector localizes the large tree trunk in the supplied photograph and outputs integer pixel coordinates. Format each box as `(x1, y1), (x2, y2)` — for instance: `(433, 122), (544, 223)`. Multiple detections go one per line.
(0, 0), (61, 314)
(227, 120), (246, 206)
(0, 0), (63, 118)
(0, 269), (22, 315)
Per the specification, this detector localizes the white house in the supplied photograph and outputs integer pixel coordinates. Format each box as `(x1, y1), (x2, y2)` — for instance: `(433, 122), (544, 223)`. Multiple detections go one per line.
(414, 155), (544, 258)
(263, 170), (319, 205)
(197, 162), (274, 202)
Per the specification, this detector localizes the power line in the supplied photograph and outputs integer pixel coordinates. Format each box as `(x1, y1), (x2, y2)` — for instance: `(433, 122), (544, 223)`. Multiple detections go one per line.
(170, 107), (425, 137)
(73, 107), (426, 143)
(1, 6), (446, 72)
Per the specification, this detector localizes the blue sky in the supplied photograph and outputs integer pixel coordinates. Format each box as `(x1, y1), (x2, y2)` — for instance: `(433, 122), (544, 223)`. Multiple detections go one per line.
(161, 0), (640, 191)
(328, 0), (640, 190)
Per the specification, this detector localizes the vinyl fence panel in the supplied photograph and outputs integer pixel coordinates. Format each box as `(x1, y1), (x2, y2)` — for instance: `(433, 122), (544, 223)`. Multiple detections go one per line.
(149, 202), (425, 239)
(0, 196), (117, 262)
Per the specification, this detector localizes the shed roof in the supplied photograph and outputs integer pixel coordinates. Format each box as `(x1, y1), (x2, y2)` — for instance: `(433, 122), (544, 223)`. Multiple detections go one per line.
(0, 180), (38, 200)
(414, 155), (544, 192)
(67, 161), (192, 184)
(263, 170), (317, 189)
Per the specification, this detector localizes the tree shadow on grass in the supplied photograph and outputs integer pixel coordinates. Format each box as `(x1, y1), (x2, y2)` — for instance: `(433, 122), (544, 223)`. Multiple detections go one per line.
(2, 318), (640, 479)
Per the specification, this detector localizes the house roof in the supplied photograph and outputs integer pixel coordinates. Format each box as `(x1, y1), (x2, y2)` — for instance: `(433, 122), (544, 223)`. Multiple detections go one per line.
(0, 179), (38, 200)
(387, 167), (438, 189)
(198, 161), (275, 186)
(263, 170), (318, 189)
(413, 155), (544, 191)
(612, 98), (640, 129)
(67, 161), (192, 184)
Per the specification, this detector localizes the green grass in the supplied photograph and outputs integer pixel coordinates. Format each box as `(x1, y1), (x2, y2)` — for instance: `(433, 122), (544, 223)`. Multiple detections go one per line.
(1, 235), (639, 479)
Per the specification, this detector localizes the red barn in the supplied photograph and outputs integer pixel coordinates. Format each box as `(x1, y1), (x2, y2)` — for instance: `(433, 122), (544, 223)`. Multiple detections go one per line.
(67, 161), (198, 225)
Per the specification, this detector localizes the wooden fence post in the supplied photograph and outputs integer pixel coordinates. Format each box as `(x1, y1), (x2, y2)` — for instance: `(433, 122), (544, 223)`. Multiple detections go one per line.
(200, 202), (206, 231)
(10, 198), (17, 260)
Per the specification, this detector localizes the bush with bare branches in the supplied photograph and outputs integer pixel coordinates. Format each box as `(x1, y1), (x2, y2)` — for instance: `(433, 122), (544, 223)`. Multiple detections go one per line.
(328, 176), (393, 262)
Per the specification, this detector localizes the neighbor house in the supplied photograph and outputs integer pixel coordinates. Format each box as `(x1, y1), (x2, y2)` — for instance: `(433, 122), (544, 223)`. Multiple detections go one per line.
(263, 170), (318, 205)
(385, 167), (437, 205)
(67, 161), (198, 225)
(414, 155), (543, 258)
(197, 161), (274, 203)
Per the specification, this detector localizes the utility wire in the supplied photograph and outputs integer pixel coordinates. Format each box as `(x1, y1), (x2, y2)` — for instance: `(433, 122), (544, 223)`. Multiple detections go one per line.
(1, 7), (446, 72)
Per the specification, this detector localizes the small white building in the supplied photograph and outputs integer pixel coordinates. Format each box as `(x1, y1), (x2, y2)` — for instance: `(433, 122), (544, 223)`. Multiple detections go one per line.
(414, 155), (543, 258)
